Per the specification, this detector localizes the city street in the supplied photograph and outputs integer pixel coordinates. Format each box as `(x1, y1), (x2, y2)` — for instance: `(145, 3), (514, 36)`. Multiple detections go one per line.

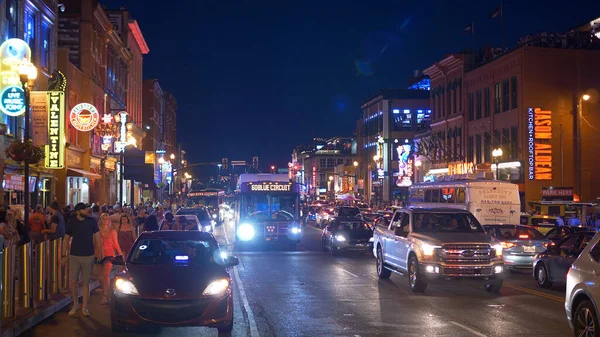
(22, 222), (574, 337)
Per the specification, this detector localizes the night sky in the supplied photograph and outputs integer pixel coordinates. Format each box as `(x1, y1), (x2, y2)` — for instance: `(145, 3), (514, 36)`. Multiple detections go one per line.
(103, 0), (600, 170)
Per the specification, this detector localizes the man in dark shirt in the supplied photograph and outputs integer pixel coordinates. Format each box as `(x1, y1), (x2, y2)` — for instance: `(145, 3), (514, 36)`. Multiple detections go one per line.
(42, 201), (66, 240)
(62, 203), (100, 317)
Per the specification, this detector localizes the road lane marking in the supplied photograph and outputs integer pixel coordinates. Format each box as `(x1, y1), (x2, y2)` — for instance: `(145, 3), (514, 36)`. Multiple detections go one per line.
(233, 266), (260, 337)
(337, 266), (359, 278)
(503, 283), (564, 303)
(449, 321), (488, 337)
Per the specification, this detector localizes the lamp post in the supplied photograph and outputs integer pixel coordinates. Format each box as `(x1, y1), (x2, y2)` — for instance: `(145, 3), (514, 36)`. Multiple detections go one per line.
(18, 61), (37, 233)
(576, 94), (590, 198)
(353, 161), (358, 194)
(492, 148), (503, 180)
(328, 175), (334, 201)
(415, 160), (422, 183)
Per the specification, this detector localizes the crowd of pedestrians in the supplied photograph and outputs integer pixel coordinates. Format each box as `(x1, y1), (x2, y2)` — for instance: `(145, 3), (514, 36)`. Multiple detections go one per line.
(0, 199), (181, 318)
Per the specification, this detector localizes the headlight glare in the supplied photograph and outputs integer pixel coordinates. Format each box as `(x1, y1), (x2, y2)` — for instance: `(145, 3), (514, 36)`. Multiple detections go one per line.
(493, 244), (503, 257)
(115, 278), (139, 295)
(203, 279), (230, 296)
(421, 243), (437, 256)
(335, 235), (346, 242)
(237, 223), (255, 241)
(290, 227), (301, 234)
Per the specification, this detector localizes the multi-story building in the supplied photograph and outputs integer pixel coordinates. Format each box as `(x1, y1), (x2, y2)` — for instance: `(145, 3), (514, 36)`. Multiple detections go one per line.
(164, 91), (177, 156)
(0, 0), (60, 207)
(417, 29), (600, 206)
(416, 53), (471, 182)
(142, 79), (164, 151)
(357, 88), (430, 204)
(57, 0), (136, 205)
(291, 137), (356, 201)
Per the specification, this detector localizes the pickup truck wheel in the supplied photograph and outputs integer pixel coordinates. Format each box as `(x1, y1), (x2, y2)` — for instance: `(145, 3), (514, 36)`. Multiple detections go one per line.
(376, 247), (391, 279)
(408, 255), (427, 292)
(484, 279), (503, 293)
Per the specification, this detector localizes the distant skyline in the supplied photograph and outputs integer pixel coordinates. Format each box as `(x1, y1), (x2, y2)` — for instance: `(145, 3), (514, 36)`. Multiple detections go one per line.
(103, 0), (600, 169)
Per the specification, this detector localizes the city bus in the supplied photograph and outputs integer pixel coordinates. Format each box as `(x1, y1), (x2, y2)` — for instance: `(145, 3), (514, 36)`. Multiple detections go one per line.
(234, 174), (303, 247)
(408, 176), (521, 225)
(187, 188), (225, 221)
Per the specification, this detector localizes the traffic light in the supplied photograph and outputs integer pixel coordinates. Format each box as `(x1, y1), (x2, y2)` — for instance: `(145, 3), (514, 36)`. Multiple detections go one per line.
(270, 165), (275, 173)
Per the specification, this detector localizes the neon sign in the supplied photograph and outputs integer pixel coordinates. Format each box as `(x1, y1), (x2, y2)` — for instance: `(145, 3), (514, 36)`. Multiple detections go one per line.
(70, 103), (100, 131)
(396, 144), (413, 187)
(45, 92), (65, 169)
(528, 108), (552, 180)
(0, 39), (31, 116)
(250, 184), (291, 191)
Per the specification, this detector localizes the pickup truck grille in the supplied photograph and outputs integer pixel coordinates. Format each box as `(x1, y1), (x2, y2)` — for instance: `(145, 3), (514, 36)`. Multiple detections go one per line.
(443, 267), (493, 276)
(442, 243), (491, 265)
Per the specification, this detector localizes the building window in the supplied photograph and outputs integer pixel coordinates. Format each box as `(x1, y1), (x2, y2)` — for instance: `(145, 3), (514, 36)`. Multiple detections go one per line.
(510, 126), (518, 160)
(446, 88), (451, 116)
(337, 159), (344, 165)
(468, 93), (474, 121)
(24, 11), (36, 60)
(458, 78), (462, 111)
(392, 109), (412, 131)
(319, 159), (326, 168)
(502, 128), (509, 156)
(468, 135), (474, 163)
(502, 79), (509, 112)
(41, 23), (51, 69)
(453, 87), (457, 114)
(511, 76), (518, 110)
(484, 133), (491, 163)
(484, 87), (490, 117)
(6, 0), (17, 38)
(327, 158), (335, 167)
(494, 83), (501, 114)
(475, 134), (482, 164)
(476, 90), (482, 120)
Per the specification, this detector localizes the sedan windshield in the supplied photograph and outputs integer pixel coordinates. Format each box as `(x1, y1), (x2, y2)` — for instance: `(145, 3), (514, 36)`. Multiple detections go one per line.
(177, 209), (210, 221)
(487, 225), (544, 240)
(412, 213), (484, 233)
(129, 239), (217, 266)
(331, 221), (371, 231)
(338, 208), (360, 217)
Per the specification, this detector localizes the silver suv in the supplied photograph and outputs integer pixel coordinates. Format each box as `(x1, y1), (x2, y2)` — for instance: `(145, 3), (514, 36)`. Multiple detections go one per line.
(372, 208), (505, 293)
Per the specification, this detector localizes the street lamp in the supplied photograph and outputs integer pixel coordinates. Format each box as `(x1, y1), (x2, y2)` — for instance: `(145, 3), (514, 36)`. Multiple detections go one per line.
(18, 60), (37, 235)
(492, 148), (503, 180)
(158, 157), (165, 164)
(170, 153), (175, 160)
(576, 93), (591, 196)
(415, 160), (422, 182)
(583, 94), (591, 101)
(353, 161), (359, 193)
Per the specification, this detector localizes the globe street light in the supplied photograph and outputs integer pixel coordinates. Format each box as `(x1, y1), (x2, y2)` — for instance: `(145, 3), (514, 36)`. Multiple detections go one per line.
(492, 148), (503, 180)
(415, 160), (422, 182)
(18, 60), (37, 234)
(170, 153), (175, 160)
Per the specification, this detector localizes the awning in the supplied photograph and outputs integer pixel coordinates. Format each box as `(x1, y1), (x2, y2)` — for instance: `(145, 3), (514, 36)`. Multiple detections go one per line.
(67, 168), (102, 179)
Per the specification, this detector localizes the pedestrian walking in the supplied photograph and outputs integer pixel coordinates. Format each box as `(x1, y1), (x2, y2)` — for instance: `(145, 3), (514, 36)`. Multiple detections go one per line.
(62, 203), (101, 317)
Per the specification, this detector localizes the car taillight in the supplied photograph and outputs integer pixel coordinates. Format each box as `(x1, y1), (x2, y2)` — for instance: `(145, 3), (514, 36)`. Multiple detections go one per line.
(501, 242), (516, 249)
(518, 234), (529, 239)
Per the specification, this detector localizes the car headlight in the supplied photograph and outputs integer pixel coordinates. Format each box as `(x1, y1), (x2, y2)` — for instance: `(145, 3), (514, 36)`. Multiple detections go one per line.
(237, 223), (255, 241)
(290, 227), (301, 235)
(369, 237), (374, 242)
(421, 243), (439, 256)
(335, 235), (346, 242)
(115, 278), (139, 295)
(203, 278), (230, 296)
(212, 214), (217, 219)
(204, 225), (213, 231)
(492, 244), (503, 257)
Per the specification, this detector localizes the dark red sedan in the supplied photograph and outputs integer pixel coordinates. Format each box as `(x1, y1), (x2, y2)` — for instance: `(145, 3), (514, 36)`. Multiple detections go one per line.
(110, 230), (239, 333)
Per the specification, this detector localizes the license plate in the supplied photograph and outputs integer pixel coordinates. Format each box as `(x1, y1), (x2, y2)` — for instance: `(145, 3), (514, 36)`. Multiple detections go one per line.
(266, 238), (271, 241)
(523, 246), (536, 253)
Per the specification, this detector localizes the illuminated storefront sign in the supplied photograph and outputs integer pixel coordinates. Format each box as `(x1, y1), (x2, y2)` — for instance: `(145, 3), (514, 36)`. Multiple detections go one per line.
(70, 103), (100, 131)
(45, 91), (65, 169)
(448, 161), (474, 175)
(0, 39), (32, 116)
(1, 86), (25, 116)
(528, 107), (552, 180)
(250, 183), (292, 191)
(114, 111), (129, 152)
(396, 144), (413, 187)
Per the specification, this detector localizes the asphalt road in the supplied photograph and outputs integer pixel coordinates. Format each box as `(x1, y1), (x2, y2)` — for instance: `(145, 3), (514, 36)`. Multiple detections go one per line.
(22, 221), (574, 337)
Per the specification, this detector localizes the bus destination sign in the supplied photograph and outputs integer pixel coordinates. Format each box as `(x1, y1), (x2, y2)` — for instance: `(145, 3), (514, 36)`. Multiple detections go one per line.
(250, 183), (291, 192)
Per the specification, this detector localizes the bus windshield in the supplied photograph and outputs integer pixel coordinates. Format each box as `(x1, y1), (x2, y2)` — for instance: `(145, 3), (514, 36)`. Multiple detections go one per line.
(242, 193), (298, 220)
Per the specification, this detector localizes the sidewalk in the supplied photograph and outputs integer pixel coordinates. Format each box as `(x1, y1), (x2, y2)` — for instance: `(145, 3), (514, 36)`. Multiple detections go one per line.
(1, 270), (118, 337)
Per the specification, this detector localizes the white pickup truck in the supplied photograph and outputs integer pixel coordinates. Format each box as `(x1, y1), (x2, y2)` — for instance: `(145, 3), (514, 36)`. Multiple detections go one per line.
(372, 207), (505, 293)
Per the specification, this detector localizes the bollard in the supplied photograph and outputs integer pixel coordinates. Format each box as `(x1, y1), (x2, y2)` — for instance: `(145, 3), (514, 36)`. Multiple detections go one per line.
(34, 241), (49, 303)
(17, 242), (33, 308)
(49, 238), (61, 295)
(2, 239), (15, 318)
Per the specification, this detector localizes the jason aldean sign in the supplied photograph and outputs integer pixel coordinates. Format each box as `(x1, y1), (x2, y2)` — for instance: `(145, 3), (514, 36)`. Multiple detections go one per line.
(528, 108), (552, 181)
(45, 92), (65, 169)
(250, 183), (292, 192)
(70, 103), (100, 131)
